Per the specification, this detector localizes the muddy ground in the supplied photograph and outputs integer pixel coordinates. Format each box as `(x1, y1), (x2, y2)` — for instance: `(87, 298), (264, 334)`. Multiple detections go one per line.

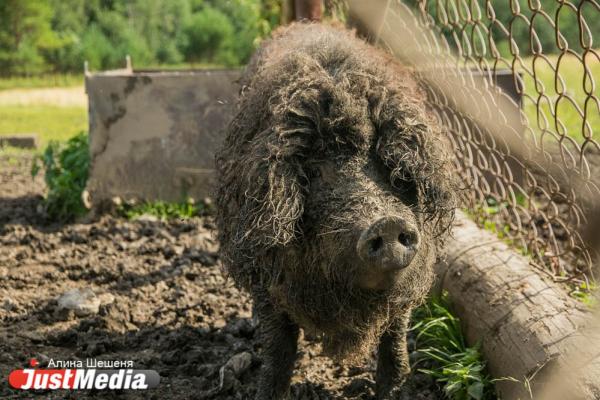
(0, 153), (442, 399)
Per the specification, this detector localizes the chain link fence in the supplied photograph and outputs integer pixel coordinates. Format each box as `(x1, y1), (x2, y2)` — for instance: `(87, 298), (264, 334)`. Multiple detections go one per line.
(344, 0), (599, 284)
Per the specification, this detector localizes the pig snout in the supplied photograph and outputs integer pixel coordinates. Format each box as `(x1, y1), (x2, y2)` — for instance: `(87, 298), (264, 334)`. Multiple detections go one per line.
(356, 216), (420, 272)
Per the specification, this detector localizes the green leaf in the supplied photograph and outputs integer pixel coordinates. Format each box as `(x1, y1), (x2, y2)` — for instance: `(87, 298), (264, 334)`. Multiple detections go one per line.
(467, 381), (484, 400)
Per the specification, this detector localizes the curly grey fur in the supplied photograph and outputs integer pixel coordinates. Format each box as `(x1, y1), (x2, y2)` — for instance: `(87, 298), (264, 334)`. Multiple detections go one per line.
(215, 22), (457, 398)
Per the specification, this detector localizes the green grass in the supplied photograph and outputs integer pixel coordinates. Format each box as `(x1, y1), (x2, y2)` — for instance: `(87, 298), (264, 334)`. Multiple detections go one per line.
(118, 199), (209, 221)
(569, 281), (598, 308)
(0, 105), (87, 146)
(520, 53), (600, 141)
(412, 292), (502, 400)
(0, 74), (83, 91)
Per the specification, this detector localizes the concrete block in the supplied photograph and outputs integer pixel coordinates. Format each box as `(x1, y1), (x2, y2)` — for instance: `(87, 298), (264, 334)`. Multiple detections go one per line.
(85, 69), (241, 205)
(0, 135), (38, 149)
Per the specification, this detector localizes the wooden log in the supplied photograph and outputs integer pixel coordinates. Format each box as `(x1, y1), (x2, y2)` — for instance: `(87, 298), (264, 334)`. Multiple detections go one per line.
(538, 307), (600, 400)
(436, 211), (599, 399)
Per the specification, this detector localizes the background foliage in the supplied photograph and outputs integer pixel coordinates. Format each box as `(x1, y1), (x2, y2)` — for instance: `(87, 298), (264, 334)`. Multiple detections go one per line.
(0, 0), (281, 75)
(2, 0), (596, 76)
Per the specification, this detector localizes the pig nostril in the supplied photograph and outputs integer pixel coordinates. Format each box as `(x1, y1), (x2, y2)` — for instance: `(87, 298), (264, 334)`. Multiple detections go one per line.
(368, 237), (384, 255)
(398, 233), (412, 247)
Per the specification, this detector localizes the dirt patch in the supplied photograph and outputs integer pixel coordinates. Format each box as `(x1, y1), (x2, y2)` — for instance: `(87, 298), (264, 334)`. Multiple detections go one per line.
(0, 153), (442, 399)
(0, 87), (86, 107)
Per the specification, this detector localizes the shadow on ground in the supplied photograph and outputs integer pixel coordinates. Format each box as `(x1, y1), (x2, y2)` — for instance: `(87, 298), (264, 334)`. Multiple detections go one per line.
(0, 153), (440, 400)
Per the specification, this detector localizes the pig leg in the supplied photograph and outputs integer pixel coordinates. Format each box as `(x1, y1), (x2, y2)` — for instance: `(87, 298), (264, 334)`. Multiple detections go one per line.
(253, 292), (299, 400)
(376, 311), (412, 399)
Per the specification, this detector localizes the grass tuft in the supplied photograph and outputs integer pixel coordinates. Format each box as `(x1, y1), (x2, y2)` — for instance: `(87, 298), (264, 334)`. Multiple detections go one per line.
(118, 198), (209, 221)
(412, 292), (500, 400)
(31, 132), (90, 221)
(464, 196), (531, 258)
(569, 281), (598, 308)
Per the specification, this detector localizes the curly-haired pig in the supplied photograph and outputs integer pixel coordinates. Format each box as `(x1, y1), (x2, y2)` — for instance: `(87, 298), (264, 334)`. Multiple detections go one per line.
(215, 22), (457, 399)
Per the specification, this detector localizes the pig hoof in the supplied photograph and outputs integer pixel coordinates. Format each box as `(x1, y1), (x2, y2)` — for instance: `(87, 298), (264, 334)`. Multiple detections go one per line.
(377, 381), (415, 400)
(377, 388), (399, 400)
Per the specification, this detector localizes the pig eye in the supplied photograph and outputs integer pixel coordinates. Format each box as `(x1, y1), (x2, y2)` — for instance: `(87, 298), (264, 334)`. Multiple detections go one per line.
(391, 175), (419, 205)
(309, 168), (322, 179)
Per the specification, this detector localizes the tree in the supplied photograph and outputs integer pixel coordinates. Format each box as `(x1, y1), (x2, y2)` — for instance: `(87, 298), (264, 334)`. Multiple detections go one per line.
(0, 0), (281, 74)
(183, 6), (236, 65)
(0, 0), (58, 75)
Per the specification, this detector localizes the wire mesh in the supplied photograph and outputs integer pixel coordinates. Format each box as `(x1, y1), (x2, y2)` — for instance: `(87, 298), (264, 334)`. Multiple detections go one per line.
(366, 0), (600, 283)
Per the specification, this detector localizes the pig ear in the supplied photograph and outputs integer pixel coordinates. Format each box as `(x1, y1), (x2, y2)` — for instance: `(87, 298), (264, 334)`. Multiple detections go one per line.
(376, 100), (457, 237)
(230, 119), (308, 251)
(236, 150), (307, 250)
(221, 57), (326, 255)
